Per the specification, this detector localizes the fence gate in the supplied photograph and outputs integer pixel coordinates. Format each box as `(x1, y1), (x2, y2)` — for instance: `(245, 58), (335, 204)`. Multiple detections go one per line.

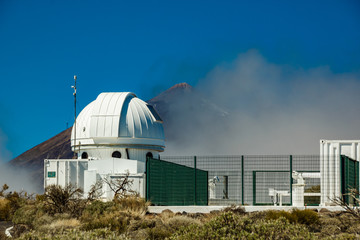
(341, 155), (359, 205)
(146, 158), (208, 206)
(252, 171), (291, 205)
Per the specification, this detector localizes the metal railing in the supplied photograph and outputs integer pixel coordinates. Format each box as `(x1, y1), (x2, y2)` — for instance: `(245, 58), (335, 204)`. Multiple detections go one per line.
(159, 155), (321, 206)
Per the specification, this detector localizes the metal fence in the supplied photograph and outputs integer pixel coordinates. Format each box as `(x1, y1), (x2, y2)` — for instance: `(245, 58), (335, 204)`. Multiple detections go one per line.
(158, 155), (321, 206)
(341, 155), (359, 205)
(146, 158), (208, 206)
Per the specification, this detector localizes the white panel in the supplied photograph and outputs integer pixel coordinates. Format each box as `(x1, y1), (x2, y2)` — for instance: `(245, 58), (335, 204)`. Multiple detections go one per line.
(112, 116), (120, 137)
(340, 144), (352, 157)
(45, 160), (59, 186)
(100, 93), (114, 115)
(137, 161), (145, 173)
(88, 158), (141, 174)
(58, 161), (67, 187)
(107, 93), (118, 115)
(69, 161), (78, 186)
(89, 116), (99, 137)
(104, 116), (114, 137)
(93, 93), (106, 114)
(320, 140), (360, 206)
(97, 117), (106, 137)
(128, 174), (145, 197)
(126, 105), (135, 137)
(79, 161), (88, 189)
(113, 159), (139, 173)
(84, 170), (98, 197)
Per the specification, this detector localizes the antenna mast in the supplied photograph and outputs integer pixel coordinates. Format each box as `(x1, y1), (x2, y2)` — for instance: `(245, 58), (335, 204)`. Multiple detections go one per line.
(72, 75), (77, 158)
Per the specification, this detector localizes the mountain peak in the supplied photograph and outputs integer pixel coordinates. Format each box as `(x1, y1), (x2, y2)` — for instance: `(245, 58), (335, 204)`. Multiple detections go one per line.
(169, 82), (193, 90)
(148, 83), (194, 103)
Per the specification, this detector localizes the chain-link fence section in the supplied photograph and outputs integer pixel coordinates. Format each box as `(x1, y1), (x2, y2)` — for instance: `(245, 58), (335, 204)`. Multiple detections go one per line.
(153, 155), (322, 206)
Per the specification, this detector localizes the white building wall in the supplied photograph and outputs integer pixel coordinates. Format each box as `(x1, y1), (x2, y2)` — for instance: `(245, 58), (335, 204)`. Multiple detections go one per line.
(128, 149), (159, 162)
(44, 158), (146, 200)
(320, 140), (360, 206)
(44, 160), (89, 190)
(87, 158), (144, 174)
(84, 170), (98, 197)
(77, 147), (159, 162)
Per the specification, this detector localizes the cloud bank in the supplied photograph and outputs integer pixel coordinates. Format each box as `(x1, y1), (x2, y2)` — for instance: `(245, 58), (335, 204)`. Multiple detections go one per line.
(0, 130), (40, 193)
(164, 50), (360, 155)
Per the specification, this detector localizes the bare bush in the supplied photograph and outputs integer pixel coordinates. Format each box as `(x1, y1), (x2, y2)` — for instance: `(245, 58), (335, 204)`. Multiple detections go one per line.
(86, 180), (103, 201)
(0, 184), (33, 221)
(43, 184), (85, 217)
(0, 184), (9, 197)
(103, 171), (135, 201)
(332, 188), (360, 220)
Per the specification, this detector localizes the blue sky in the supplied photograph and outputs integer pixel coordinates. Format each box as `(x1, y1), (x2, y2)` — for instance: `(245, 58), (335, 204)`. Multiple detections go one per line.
(0, 0), (359, 158)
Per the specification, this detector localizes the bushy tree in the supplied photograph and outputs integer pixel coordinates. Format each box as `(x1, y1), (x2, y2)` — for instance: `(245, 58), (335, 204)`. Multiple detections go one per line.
(43, 184), (85, 217)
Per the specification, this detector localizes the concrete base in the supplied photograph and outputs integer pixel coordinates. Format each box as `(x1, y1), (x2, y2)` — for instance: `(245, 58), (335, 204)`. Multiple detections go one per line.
(148, 205), (345, 214)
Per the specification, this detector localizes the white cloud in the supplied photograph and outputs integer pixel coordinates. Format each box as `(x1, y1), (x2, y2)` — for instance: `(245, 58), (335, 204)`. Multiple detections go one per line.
(164, 50), (360, 155)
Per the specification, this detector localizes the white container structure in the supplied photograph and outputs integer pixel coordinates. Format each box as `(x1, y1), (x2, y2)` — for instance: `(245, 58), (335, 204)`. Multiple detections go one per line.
(44, 92), (165, 200)
(320, 140), (360, 206)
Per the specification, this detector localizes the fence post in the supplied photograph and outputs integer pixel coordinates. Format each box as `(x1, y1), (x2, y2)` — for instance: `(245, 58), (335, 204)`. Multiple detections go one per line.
(252, 171), (256, 205)
(241, 155), (244, 205)
(194, 156), (197, 205)
(146, 157), (150, 202)
(290, 155), (293, 206)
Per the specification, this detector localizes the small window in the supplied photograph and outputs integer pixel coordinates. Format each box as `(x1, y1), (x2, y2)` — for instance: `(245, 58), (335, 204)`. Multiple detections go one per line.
(147, 105), (163, 122)
(146, 152), (153, 160)
(81, 152), (88, 159)
(112, 151), (121, 158)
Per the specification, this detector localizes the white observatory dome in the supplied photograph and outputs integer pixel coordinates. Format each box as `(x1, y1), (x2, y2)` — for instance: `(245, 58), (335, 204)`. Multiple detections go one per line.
(71, 92), (165, 160)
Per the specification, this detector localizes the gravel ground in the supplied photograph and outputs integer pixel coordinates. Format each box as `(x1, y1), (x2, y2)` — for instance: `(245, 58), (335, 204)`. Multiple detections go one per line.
(0, 221), (13, 239)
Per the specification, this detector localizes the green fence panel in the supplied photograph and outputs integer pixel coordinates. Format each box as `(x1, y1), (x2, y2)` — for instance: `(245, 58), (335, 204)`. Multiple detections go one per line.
(253, 171), (291, 206)
(196, 169), (208, 205)
(146, 158), (208, 206)
(341, 155), (359, 205)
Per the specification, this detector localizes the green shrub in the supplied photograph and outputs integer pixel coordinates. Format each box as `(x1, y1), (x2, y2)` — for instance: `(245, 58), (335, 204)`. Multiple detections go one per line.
(0, 198), (11, 220)
(170, 211), (315, 240)
(127, 218), (156, 232)
(266, 209), (319, 226)
(81, 211), (129, 233)
(146, 222), (172, 240)
(116, 195), (149, 213)
(166, 216), (202, 231)
(266, 210), (296, 223)
(81, 200), (114, 223)
(223, 204), (246, 215)
(17, 228), (123, 240)
(33, 214), (54, 230)
(0, 187), (28, 220)
(12, 204), (38, 227)
(292, 209), (320, 226)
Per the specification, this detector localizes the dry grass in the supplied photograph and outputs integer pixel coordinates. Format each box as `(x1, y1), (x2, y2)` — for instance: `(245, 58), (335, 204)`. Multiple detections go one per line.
(4, 181), (360, 240)
(49, 218), (80, 229)
(166, 215), (202, 230)
(0, 198), (10, 220)
(159, 209), (175, 220)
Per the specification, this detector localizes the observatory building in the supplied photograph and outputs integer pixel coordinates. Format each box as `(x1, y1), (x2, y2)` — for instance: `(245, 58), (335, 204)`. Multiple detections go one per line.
(44, 92), (360, 207)
(44, 92), (165, 200)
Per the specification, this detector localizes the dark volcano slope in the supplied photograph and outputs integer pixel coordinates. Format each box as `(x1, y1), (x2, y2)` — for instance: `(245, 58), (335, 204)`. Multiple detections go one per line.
(10, 83), (227, 189)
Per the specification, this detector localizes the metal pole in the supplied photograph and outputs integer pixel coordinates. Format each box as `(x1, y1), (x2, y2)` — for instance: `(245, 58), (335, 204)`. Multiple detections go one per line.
(252, 171), (256, 205)
(241, 155), (244, 205)
(290, 155), (293, 206)
(146, 157), (150, 202)
(194, 156), (197, 205)
(72, 75), (77, 158)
